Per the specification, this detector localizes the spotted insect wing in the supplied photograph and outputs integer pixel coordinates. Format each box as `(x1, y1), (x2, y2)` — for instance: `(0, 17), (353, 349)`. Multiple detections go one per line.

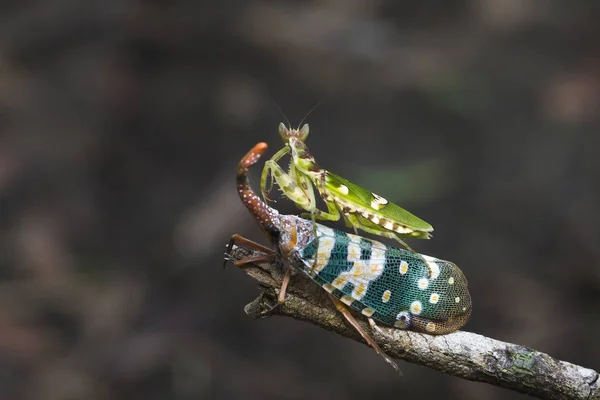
(297, 225), (471, 334)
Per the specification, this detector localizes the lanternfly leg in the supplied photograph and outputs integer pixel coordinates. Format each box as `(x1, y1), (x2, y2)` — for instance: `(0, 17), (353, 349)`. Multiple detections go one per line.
(327, 293), (402, 376)
(368, 318), (393, 340)
(253, 267), (292, 317)
(278, 268), (291, 304)
(224, 233), (276, 268)
(225, 233), (291, 315)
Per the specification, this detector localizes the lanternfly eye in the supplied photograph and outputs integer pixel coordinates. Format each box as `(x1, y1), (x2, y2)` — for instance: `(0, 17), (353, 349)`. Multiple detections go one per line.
(394, 311), (412, 329)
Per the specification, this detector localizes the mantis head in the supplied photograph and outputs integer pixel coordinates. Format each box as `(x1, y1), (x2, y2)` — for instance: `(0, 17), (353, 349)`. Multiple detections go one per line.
(278, 122), (310, 143)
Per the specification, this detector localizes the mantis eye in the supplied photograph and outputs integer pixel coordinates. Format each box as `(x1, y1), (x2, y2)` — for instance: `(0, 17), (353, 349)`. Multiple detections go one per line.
(298, 123), (310, 140)
(278, 122), (290, 139)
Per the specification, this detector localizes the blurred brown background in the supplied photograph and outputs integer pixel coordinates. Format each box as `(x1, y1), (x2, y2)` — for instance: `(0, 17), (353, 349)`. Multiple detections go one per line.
(1, 1), (599, 399)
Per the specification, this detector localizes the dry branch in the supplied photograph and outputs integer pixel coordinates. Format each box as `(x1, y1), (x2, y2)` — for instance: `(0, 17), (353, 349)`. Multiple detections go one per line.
(228, 246), (600, 400)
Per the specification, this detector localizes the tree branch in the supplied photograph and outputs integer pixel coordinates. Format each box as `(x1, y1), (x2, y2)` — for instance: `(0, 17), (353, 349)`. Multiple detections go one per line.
(228, 246), (600, 400)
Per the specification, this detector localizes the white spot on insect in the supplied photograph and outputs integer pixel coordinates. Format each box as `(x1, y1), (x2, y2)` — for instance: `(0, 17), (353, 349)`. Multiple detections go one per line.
(394, 225), (414, 234)
(429, 293), (440, 304)
(382, 220), (395, 230)
(422, 257), (440, 279)
(417, 278), (429, 290)
(395, 311), (411, 328)
(399, 261), (409, 275)
(345, 231), (364, 245)
(332, 242), (385, 301)
(362, 308), (375, 317)
(455, 296), (461, 303)
(448, 276), (455, 285)
(341, 295), (354, 306)
(462, 306), (467, 311)
(292, 186), (305, 198)
(305, 236), (335, 275)
(410, 300), (423, 315)
(381, 290), (392, 303)
(425, 322), (437, 333)
(322, 283), (335, 293)
(316, 225), (335, 238)
(353, 283), (367, 299)
(332, 276), (347, 290)
(347, 242), (361, 262)
(370, 193), (388, 210)
(338, 185), (349, 195)
(370, 215), (380, 225)
(334, 198), (357, 214)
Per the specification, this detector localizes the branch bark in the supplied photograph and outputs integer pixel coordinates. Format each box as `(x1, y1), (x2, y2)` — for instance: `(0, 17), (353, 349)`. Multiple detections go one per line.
(228, 246), (600, 400)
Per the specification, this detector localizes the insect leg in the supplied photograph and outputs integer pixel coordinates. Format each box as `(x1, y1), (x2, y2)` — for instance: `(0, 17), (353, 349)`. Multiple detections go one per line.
(298, 197), (341, 222)
(293, 174), (322, 274)
(260, 146), (291, 202)
(337, 214), (433, 275)
(228, 233), (274, 254)
(388, 235), (436, 276)
(261, 160), (313, 211)
(254, 267), (292, 318)
(277, 268), (292, 304)
(392, 236), (416, 253)
(342, 213), (400, 241)
(224, 234), (276, 268)
(224, 234), (292, 317)
(343, 213), (416, 249)
(327, 293), (402, 376)
(369, 318), (393, 340)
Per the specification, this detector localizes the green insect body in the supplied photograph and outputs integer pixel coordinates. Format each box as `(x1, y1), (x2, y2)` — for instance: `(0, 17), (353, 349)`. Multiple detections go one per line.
(300, 225), (471, 335)
(260, 123), (434, 254)
(231, 142), (471, 374)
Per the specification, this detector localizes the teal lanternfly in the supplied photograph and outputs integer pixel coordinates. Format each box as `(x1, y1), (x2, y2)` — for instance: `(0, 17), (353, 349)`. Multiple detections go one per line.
(227, 142), (471, 374)
(260, 123), (434, 255)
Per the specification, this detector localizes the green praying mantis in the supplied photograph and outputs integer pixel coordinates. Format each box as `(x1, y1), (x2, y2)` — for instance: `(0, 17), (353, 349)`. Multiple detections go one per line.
(260, 123), (434, 254)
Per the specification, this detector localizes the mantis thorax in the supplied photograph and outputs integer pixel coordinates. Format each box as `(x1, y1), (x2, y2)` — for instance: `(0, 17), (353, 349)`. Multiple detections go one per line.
(289, 137), (322, 175)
